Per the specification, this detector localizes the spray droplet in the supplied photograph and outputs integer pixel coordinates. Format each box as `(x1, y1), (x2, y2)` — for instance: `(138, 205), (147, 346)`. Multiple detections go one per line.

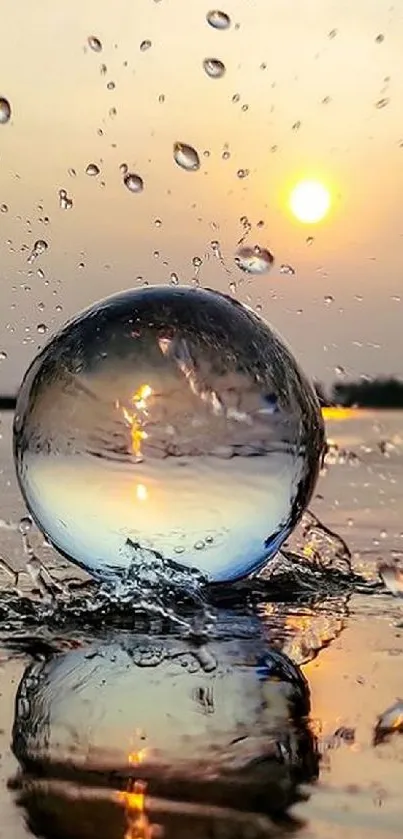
(86, 163), (100, 177)
(68, 167), (76, 178)
(280, 263), (295, 275)
(375, 97), (389, 109)
(173, 142), (200, 171)
(306, 236), (314, 246)
(328, 28), (338, 39)
(324, 295), (334, 305)
(18, 516), (32, 535)
(140, 39), (152, 51)
(203, 58), (226, 78)
(375, 33), (384, 43)
(106, 81), (115, 90)
(192, 256), (202, 269)
(88, 36), (102, 53)
(0, 203), (8, 213)
(37, 323), (48, 335)
(206, 9), (231, 29)
(28, 240), (48, 264)
(237, 168), (249, 179)
(158, 93), (165, 104)
(58, 189), (73, 210)
(169, 272), (179, 285)
(0, 97), (11, 124)
(123, 173), (144, 193)
(235, 245), (274, 275)
(0, 351), (7, 361)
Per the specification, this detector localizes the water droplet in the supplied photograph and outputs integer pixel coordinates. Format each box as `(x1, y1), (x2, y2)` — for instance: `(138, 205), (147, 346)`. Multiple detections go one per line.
(158, 93), (165, 104)
(68, 167), (76, 178)
(86, 163), (100, 177)
(328, 28), (338, 39)
(123, 173), (144, 193)
(88, 35), (102, 53)
(37, 323), (48, 335)
(192, 256), (202, 269)
(169, 272), (179, 285)
(232, 93), (240, 103)
(100, 63), (107, 75)
(280, 263), (295, 275)
(237, 168), (249, 179)
(375, 98), (389, 109)
(27, 240), (48, 264)
(0, 203), (8, 213)
(0, 97), (11, 124)
(107, 81), (115, 90)
(235, 245), (274, 274)
(154, 218), (162, 228)
(306, 236), (314, 246)
(222, 149), (230, 160)
(140, 39), (152, 51)
(203, 58), (226, 78)
(18, 515), (32, 535)
(375, 34), (384, 43)
(0, 351), (7, 361)
(58, 189), (73, 210)
(292, 120), (301, 131)
(13, 285), (324, 582)
(229, 281), (236, 294)
(173, 142), (200, 171)
(324, 295), (334, 305)
(206, 9), (231, 29)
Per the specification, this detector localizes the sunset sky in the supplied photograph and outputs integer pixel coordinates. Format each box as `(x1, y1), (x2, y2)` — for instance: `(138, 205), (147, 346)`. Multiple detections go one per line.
(0, 0), (402, 393)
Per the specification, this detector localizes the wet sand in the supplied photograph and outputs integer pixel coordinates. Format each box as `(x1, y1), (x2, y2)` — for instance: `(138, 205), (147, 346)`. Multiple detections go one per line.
(0, 409), (402, 837)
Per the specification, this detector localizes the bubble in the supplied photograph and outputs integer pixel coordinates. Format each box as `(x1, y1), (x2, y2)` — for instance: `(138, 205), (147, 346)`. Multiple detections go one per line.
(123, 173), (144, 193)
(235, 245), (274, 275)
(140, 39), (152, 51)
(58, 189), (73, 210)
(85, 163), (100, 177)
(87, 36), (102, 52)
(173, 142), (200, 171)
(203, 57), (226, 78)
(206, 9), (231, 29)
(0, 97), (11, 124)
(13, 286), (324, 583)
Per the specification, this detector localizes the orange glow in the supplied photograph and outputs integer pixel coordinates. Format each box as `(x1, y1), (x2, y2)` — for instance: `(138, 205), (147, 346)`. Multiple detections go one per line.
(117, 749), (155, 839)
(120, 384), (152, 458)
(135, 484), (148, 502)
(321, 406), (360, 421)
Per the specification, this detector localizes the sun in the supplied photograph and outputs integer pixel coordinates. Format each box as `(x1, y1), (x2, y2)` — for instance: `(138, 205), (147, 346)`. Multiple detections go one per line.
(289, 180), (331, 224)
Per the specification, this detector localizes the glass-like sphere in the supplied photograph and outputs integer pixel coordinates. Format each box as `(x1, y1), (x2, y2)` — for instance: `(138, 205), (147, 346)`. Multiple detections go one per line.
(13, 286), (324, 582)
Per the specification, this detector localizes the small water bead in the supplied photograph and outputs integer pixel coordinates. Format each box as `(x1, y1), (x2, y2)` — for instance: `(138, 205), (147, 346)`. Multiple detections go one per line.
(375, 34), (385, 43)
(100, 63), (107, 75)
(375, 97), (389, 109)
(123, 173), (144, 193)
(203, 58), (226, 78)
(232, 93), (240, 103)
(140, 39), (152, 51)
(328, 28), (338, 39)
(169, 272), (179, 285)
(237, 168), (249, 179)
(37, 323), (48, 335)
(0, 97), (11, 124)
(106, 81), (115, 90)
(324, 295), (334, 305)
(173, 142), (200, 171)
(85, 163), (100, 177)
(206, 9), (231, 29)
(88, 36), (102, 52)
(280, 264), (295, 275)
(0, 203), (8, 213)
(18, 516), (32, 535)
(27, 240), (48, 264)
(0, 351), (7, 361)
(58, 189), (73, 210)
(235, 245), (274, 275)
(306, 236), (314, 246)
(158, 93), (165, 104)
(13, 285), (324, 582)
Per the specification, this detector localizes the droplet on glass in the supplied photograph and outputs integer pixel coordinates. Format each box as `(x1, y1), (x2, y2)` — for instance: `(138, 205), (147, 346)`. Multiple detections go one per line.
(36, 323), (48, 335)
(206, 9), (231, 29)
(203, 58), (226, 78)
(375, 34), (384, 43)
(88, 36), (102, 53)
(18, 515), (32, 535)
(107, 81), (115, 90)
(292, 120), (301, 131)
(13, 285), (324, 582)
(169, 272), (179, 285)
(0, 97), (11, 124)
(123, 173), (144, 193)
(324, 295), (334, 305)
(328, 28), (338, 39)
(375, 97), (389, 109)
(86, 163), (100, 177)
(140, 39), (152, 51)
(67, 167), (77, 178)
(232, 93), (240, 103)
(306, 236), (314, 246)
(58, 189), (73, 210)
(0, 351), (7, 361)
(235, 245), (274, 275)
(27, 240), (48, 264)
(280, 263), (295, 275)
(173, 142), (200, 172)
(158, 93), (165, 104)
(237, 168), (249, 179)
(0, 203), (8, 213)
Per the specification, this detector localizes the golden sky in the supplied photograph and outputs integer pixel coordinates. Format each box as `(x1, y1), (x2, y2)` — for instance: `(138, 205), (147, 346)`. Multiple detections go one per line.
(0, 0), (402, 392)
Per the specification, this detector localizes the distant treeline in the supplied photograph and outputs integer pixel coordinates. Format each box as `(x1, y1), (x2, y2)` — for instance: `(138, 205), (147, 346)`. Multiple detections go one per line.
(315, 377), (403, 409)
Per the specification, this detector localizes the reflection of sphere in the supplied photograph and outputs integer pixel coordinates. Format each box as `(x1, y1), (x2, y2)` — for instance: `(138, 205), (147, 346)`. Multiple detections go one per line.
(12, 617), (318, 834)
(14, 286), (324, 582)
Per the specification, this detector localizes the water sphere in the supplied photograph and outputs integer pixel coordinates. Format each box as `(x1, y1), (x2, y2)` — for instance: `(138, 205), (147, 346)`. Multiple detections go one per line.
(13, 286), (324, 582)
